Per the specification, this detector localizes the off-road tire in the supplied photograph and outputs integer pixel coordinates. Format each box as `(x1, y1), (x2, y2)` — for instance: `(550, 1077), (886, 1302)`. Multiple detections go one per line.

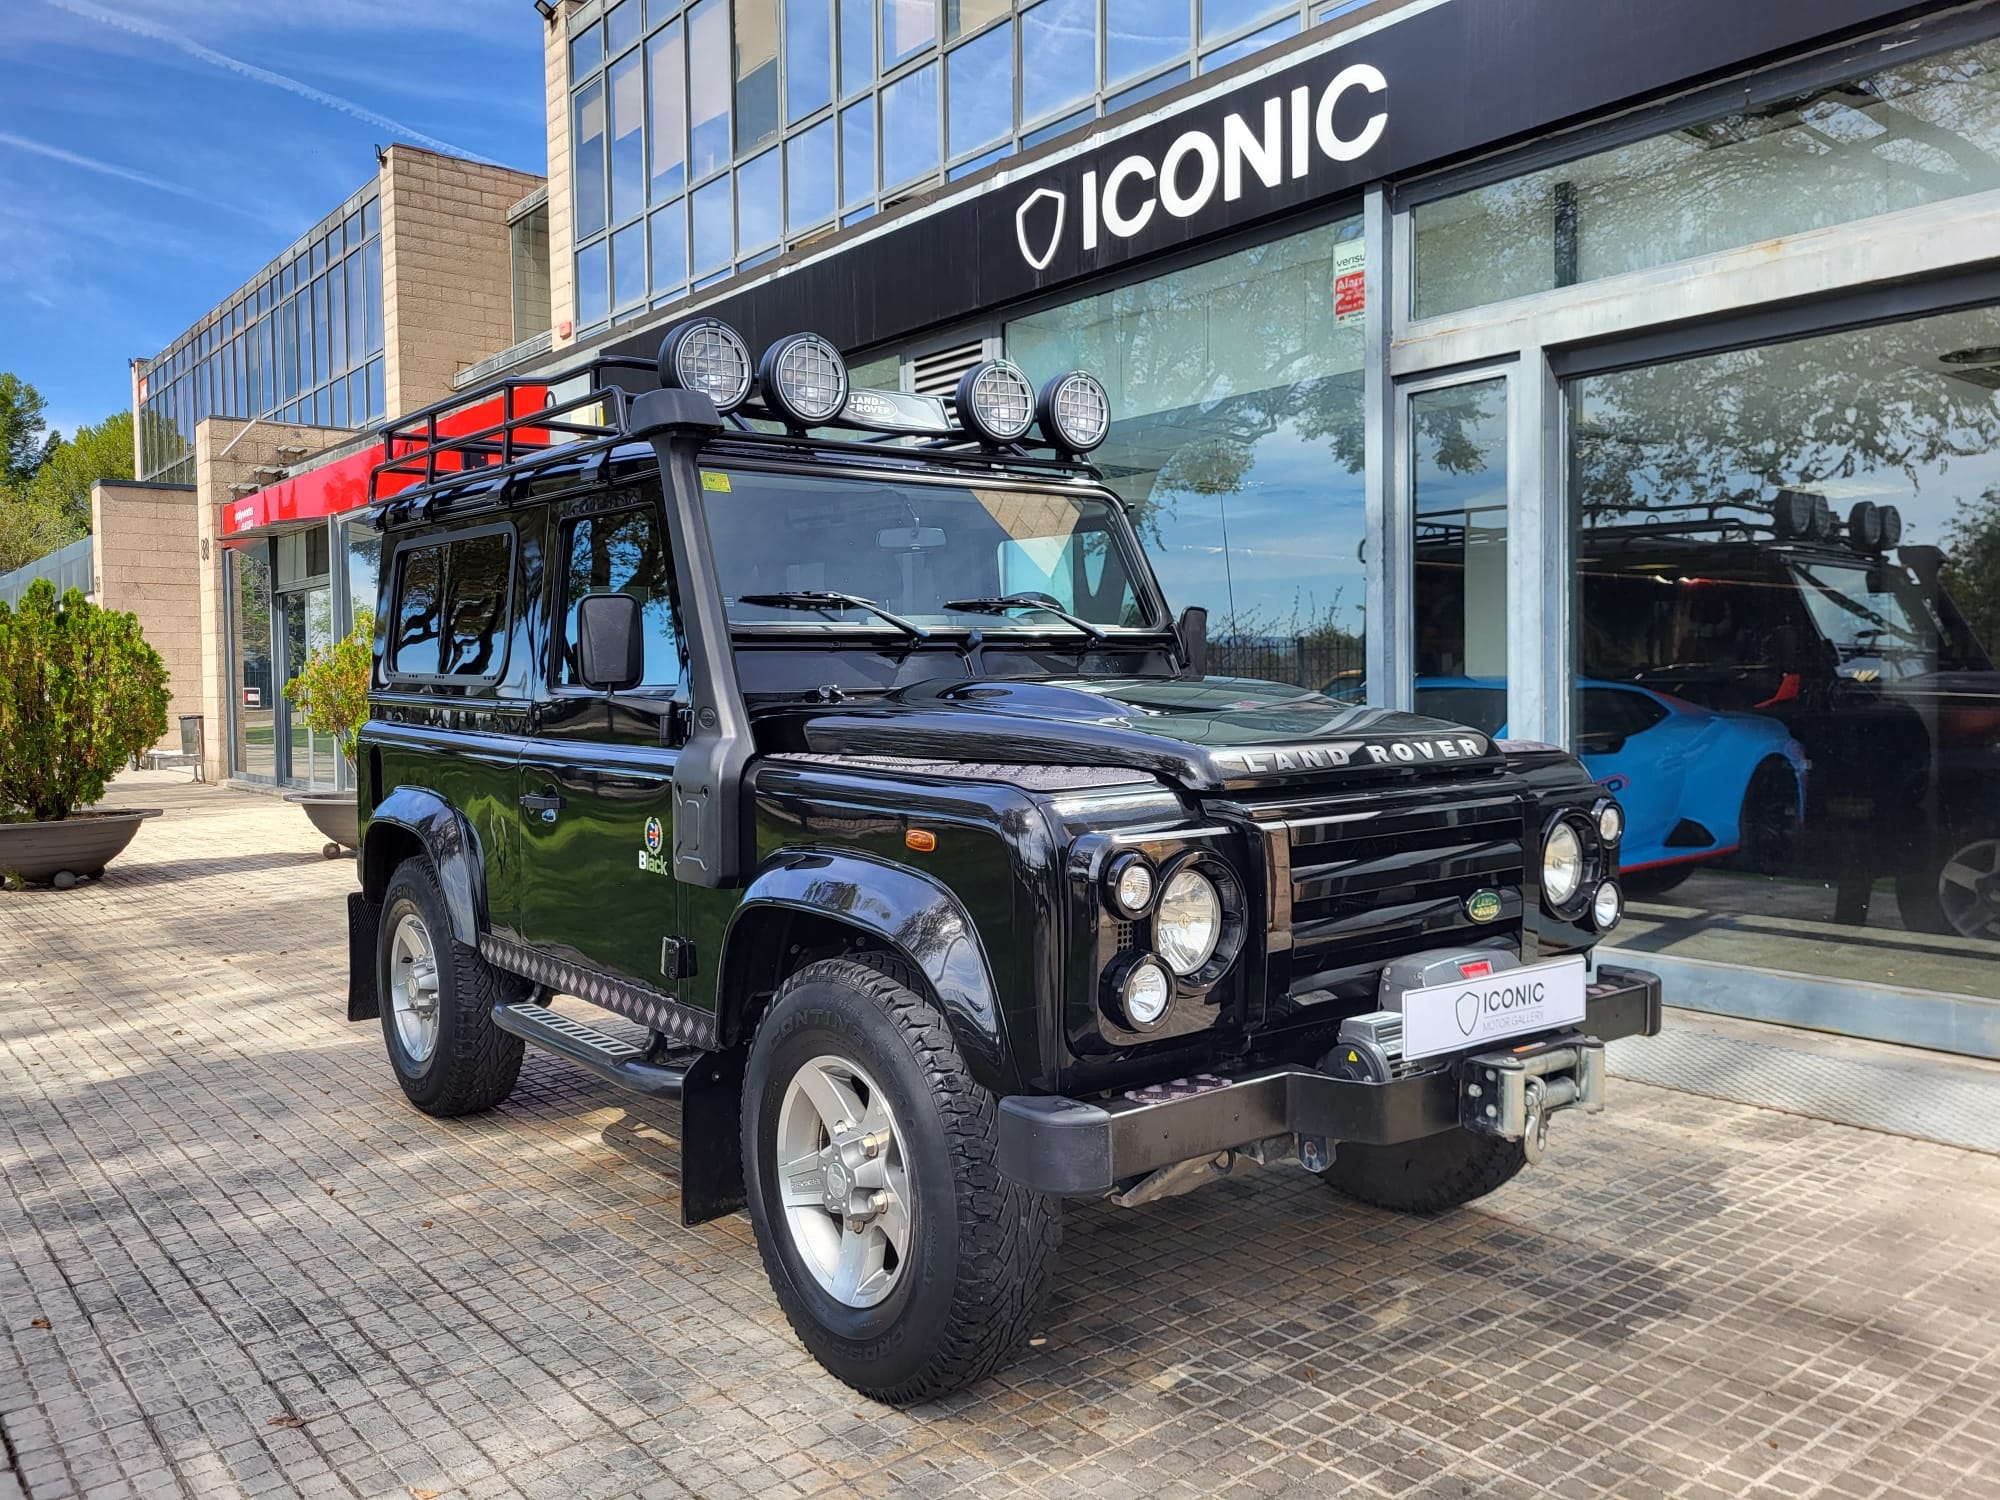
(741, 953), (1060, 1405)
(1322, 1128), (1527, 1214)
(378, 859), (526, 1117)
(1896, 833), (2000, 941)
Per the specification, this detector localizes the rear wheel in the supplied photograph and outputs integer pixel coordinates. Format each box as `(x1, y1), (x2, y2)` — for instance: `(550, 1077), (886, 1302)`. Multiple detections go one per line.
(741, 955), (1059, 1404)
(377, 860), (526, 1116)
(1897, 835), (2000, 941)
(1322, 1129), (1526, 1214)
(1738, 758), (1802, 874)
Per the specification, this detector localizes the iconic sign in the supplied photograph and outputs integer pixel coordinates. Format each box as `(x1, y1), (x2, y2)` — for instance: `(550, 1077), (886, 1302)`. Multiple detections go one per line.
(1012, 63), (1387, 271)
(1400, 955), (1588, 1060)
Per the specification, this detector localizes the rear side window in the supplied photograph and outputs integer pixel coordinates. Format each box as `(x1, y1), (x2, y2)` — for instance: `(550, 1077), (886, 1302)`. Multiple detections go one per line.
(558, 506), (684, 687)
(389, 528), (514, 680)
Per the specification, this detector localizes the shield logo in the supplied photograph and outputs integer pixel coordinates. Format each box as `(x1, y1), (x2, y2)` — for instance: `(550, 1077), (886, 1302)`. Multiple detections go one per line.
(1455, 990), (1481, 1036)
(1465, 888), (1502, 923)
(644, 816), (664, 855)
(1015, 187), (1066, 271)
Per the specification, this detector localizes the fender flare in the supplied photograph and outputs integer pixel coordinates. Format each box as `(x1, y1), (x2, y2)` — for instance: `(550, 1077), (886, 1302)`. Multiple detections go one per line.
(719, 848), (1008, 1082)
(360, 786), (489, 949)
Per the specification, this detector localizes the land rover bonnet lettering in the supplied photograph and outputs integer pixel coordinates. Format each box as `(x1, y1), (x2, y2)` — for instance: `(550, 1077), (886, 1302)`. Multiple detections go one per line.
(1014, 63), (1388, 270)
(1213, 733), (1485, 776)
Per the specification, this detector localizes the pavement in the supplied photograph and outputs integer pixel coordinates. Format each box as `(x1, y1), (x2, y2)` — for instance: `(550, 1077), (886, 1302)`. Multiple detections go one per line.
(2, 769), (1998, 1500)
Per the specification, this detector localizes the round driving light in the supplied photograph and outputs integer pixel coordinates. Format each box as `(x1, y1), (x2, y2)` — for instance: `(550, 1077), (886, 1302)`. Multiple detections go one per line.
(1597, 802), (1624, 844)
(1155, 867), (1222, 976)
(658, 317), (752, 412)
(1121, 958), (1172, 1030)
(758, 332), (849, 428)
(1543, 821), (1585, 908)
(1036, 370), (1111, 453)
(954, 359), (1037, 444)
(1592, 881), (1623, 932)
(1108, 856), (1155, 915)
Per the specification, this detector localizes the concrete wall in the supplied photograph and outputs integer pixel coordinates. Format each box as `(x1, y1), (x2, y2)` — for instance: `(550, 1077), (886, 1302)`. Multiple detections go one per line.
(89, 481), (200, 748)
(544, 4), (577, 354)
(380, 146), (546, 418)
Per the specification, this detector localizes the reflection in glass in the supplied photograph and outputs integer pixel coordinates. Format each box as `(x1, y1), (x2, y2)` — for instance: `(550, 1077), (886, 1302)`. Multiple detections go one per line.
(650, 201), (689, 294)
(1008, 219), (1369, 692)
(839, 0), (874, 97)
(576, 239), (610, 327)
(738, 148), (783, 251)
(881, 64), (939, 187)
(947, 0), (1009, 39)
(649, 24), (689, 201)
(1414, 37), (2000, 319)
(1201, 12), (1297, 71)
(609, 49), (646, 223)
(1108, 0), (1187, 83)
(611, 220), (647, 309)
(1411, 379), (1509, 694)
(574, 78), (607, 239)
(561, 509), (685, 686)
(1200, 0), (1288, 43)
(1022, 0), (1097, 124)
(883, 0), (936, 64)
(689, 0), (733, 176)
(786, 0), (833, 120)
(788, 119), (837, 230)
(735, 0), (781, 150)
(948, 23), (1013, 158)
(1570, 304), (2000, 991)
(232, 546), (275, 780)
(692, 174), (734, 272)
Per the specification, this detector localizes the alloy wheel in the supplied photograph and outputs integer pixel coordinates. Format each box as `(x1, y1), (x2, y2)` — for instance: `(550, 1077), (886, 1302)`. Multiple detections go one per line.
(388, 912), (442, 1064)
(1935, 838), (2000, 941)
(775, 1054), (913, 1309)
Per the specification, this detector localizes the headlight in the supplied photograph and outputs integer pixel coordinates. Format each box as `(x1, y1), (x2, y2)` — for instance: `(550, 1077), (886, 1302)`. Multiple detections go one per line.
(1592, 881), (1623, 931)
(1156, 867), (1222, 975)
(1597, 801), (1623, 844)
(1543, 822), (1584, 908)
(1121, 958), (1172, 1029)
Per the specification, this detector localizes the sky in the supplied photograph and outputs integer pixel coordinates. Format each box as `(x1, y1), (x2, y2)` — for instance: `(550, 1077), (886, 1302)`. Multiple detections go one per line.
(0, 0), (548, 440)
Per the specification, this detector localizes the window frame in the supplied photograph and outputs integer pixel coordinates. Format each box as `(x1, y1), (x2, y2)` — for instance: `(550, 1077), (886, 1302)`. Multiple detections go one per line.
(547, 489), (687, 697)
(383, 522), (519, 686)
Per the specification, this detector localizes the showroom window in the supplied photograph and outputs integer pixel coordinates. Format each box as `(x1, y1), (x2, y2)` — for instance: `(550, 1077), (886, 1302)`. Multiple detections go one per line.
(1410, 377), (1510, 713)
(1006, 217), (1367, 692)
(1412, 34), (2000, 319)
(1568, 303), (2000, 993)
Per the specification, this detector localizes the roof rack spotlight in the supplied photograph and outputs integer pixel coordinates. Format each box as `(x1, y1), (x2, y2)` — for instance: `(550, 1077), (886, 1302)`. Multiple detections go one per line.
(1878, 503), (1903, 550)
(1036, 370), (1111, 455)
(658, 317), (753, 413)
(1847, 501), (1884, 551)
(758, 332), (849, 429)
(954, 359), (1037, 445)
(1772, 488), (1834, 543)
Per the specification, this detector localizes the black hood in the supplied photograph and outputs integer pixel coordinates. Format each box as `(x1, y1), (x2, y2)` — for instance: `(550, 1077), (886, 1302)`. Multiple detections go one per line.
(771, 676), (1508, 791)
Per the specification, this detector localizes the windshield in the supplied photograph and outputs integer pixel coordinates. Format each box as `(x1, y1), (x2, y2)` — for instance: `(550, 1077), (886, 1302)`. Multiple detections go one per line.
(1791, 559), (1939, 680)
(702, 468), (1157, 634)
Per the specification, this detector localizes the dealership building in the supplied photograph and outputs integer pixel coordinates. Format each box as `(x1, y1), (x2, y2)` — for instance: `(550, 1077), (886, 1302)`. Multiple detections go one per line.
(499, 0), (2000, 1050)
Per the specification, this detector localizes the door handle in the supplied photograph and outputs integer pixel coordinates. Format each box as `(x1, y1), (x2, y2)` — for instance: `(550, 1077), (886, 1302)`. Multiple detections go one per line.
(520, 789), (565, 822)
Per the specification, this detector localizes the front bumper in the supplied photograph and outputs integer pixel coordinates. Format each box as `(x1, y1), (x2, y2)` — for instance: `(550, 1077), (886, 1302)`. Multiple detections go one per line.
(998, 963), (1661, 1195)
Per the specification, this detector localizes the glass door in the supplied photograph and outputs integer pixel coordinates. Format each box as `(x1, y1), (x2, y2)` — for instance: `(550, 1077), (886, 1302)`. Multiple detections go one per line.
(1401, 370), (1513, 734)
(275, 585), (336, 788)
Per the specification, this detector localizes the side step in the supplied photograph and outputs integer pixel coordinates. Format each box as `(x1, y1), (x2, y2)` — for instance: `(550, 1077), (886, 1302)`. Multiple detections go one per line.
(491, 1001), (686, 1098)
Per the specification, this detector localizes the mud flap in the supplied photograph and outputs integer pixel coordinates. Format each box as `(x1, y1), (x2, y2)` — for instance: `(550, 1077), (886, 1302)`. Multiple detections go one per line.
(680, 1044), (747, 1225)
(347, 891), (382, 1021)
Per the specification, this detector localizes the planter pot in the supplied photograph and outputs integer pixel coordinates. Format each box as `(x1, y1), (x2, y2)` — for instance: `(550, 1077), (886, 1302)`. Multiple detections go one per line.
(287, 791), (359, 859)
(0, 808), (163, 887)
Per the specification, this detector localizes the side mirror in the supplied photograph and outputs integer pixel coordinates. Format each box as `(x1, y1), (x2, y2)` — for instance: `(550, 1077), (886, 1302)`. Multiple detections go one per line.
(576, 593), (644, 691)
(1177, 605), (1209, 678)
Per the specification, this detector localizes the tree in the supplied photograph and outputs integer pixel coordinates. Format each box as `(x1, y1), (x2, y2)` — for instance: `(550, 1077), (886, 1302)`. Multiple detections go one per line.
(0, 494), (80, 576)
(1941, 487), (2000, 655)
(21, 411), (135, 535)
(0, 374), (54, 487)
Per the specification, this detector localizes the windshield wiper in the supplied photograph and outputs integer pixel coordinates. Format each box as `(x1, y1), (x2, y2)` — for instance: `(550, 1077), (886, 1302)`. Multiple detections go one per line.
(944, 595), (1108, 642)
(737, 590), (930, 639)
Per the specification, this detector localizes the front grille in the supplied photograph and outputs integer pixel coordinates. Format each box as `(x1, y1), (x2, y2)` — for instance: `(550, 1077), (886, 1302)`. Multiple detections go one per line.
(1250, 783), (1526, 999)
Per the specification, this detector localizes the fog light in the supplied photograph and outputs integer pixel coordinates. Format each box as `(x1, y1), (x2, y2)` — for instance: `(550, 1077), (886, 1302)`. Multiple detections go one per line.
(1592, 881), (1623, 931)
(1543, 821), (1584, 908)
(658, 317), (753, 412)
(1597, 802), (1624, 844)
(1108, 855), (1155, 915)
(1121, 958), (1172, 1030)
(955, 359), (1036, 444)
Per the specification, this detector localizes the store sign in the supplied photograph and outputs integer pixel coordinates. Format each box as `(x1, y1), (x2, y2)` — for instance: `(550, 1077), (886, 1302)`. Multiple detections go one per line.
(1010, 64), (1388, 272)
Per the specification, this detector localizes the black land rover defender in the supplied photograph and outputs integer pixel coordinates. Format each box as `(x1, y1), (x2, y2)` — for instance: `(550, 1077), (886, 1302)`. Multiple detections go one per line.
(344, 320), (1662, 1404)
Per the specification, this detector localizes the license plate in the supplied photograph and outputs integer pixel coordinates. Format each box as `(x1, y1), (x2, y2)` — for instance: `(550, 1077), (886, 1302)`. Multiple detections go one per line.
(1399, 955), (1588, 1061)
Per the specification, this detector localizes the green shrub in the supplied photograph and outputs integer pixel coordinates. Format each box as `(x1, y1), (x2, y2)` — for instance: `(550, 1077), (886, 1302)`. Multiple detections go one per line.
(283, 610), (374, 765)
(0, 580), (170, 822)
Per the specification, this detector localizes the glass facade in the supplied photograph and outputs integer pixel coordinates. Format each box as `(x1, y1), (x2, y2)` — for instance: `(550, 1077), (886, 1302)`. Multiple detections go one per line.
(1006, 217), (1367, 692)
(138, 194), (387, 483)
(1411, 36), (2000, 321)
(567, 0), (1337, 332)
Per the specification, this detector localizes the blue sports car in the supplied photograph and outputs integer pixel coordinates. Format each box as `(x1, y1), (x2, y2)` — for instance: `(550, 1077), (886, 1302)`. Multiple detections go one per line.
(1415, 678), (1809, 893)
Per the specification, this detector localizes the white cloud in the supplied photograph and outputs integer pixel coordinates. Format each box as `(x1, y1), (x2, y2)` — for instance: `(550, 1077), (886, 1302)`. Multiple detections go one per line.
(39, 0), (497, 163)
(0, 131), (270, 221)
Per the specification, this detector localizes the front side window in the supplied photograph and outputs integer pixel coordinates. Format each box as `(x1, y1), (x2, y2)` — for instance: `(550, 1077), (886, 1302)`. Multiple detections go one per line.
(704, 471), (1152, 632)
(390, 531), (514, 680)
(559, 506), (685, 687)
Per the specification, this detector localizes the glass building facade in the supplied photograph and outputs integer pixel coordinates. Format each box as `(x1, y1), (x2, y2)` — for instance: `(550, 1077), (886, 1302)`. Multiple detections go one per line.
(137, 191), (387, 483)
(566, 0), (1370, 333)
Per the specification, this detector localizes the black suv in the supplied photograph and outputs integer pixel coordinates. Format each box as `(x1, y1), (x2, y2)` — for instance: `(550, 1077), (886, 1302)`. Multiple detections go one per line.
(345, 320), (1662, 1403)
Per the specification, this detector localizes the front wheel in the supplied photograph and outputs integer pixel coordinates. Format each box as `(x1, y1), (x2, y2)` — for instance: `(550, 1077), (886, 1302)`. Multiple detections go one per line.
(1322, 1129), (1527, 1214)
(741, 956), (1059, 1405)
(1896, 835), (2000, 941)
